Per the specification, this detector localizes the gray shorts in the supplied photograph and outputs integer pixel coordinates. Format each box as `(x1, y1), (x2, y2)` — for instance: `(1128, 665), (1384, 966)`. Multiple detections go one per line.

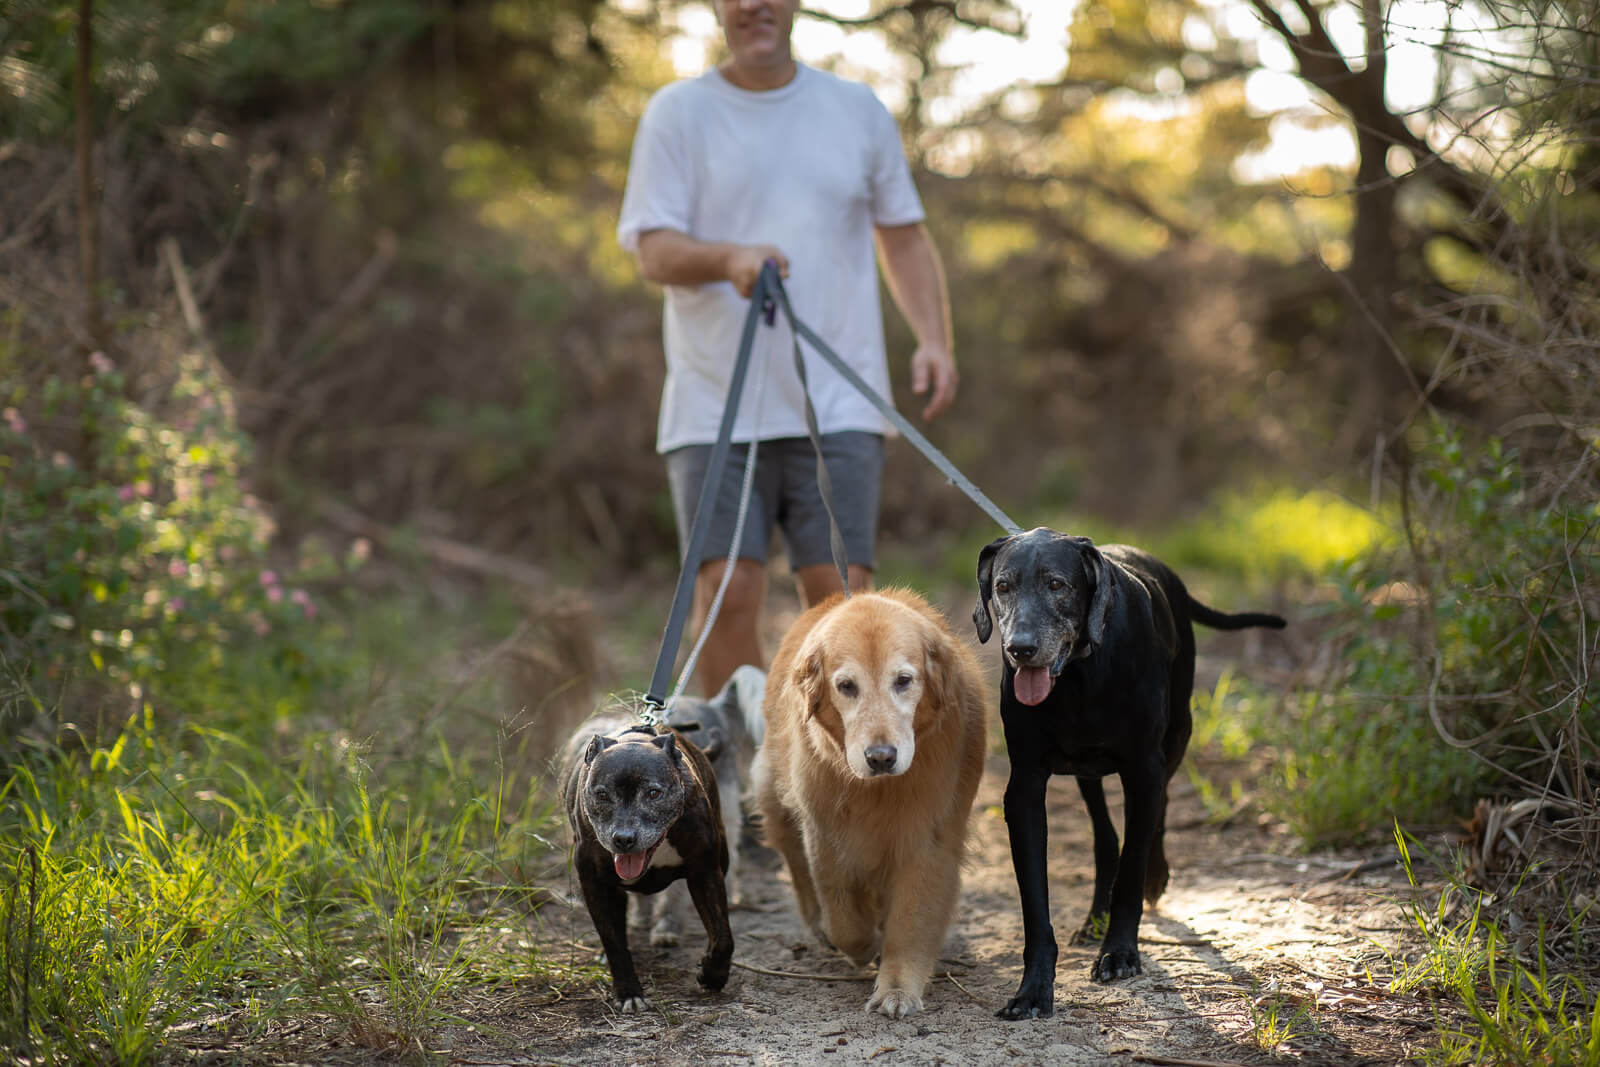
(665, 432), (885, 572)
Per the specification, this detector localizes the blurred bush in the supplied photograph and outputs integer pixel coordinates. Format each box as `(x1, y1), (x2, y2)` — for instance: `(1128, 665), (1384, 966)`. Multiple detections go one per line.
(0, 339), (332, 749)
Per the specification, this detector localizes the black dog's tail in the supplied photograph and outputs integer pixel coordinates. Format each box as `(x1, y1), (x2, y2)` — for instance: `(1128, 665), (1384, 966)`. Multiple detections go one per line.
(1188, 596), (1286, 632)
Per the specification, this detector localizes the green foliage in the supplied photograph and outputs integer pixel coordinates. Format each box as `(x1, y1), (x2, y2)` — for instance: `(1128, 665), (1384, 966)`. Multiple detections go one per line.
(1157, 486), (1393, 587)
(1191, 421), (1598, 848)
(0, 696), (569, 1062)
(0, 348), (333, 741)
(3, 0), (609, 147)
(2, 0), (429, 138)
(1334, 421), (1596, 788)
(1391, 828), (1600, 1067)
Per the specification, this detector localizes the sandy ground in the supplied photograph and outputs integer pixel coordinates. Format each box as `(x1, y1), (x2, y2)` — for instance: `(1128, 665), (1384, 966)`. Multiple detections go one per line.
(436, 745), (1450, 1067)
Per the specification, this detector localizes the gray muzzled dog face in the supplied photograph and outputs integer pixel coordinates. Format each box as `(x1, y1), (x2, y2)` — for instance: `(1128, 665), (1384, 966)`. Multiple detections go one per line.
(975, 529), (1114, 706)
(582, 732), (688, 882)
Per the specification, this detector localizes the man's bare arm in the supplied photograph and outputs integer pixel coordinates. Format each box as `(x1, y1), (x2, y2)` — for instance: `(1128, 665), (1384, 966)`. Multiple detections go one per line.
(636, 229), (789, 298)
(875, 222), (956, 421)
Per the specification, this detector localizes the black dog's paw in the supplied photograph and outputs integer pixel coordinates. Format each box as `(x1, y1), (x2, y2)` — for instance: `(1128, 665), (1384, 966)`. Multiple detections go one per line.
(996, 987), (1054, 1020)
(1090, 945), (1142, 983)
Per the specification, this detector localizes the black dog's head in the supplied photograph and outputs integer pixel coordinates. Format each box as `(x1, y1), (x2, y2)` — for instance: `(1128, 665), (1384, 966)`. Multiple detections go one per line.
(974, 528), (1115, 706)
(579, 730), (690, 884)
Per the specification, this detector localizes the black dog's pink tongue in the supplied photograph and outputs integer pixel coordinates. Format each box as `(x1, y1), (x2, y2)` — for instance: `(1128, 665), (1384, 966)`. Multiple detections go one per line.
(614, 851), (649, 881)
(1014, 666), (1054, 706)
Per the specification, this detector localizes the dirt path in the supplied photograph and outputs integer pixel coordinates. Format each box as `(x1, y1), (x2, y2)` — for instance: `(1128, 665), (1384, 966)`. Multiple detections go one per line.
(445, 749), (1444, 1066)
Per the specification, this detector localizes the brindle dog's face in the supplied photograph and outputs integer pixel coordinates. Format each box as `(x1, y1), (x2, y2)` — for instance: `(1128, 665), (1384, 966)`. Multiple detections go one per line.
(974, 529), (1111, 706)
(581, 734), (688, 881)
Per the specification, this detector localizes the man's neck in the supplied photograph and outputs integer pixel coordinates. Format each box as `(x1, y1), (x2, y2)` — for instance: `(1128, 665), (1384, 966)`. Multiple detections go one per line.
(718, 58), (798, 92)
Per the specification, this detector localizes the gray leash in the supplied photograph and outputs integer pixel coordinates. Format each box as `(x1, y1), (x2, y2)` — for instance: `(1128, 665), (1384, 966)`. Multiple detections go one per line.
(767, 270), (1023, 537)
(642, 266), (775, 719)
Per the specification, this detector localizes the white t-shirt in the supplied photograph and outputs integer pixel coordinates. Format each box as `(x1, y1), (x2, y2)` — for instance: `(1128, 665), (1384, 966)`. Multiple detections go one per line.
(617, 64), (925, 453)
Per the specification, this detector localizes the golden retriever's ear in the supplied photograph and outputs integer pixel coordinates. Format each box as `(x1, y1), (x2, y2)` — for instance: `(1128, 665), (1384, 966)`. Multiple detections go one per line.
(795, 647), (826, 720)
(921, 626), (952, 716)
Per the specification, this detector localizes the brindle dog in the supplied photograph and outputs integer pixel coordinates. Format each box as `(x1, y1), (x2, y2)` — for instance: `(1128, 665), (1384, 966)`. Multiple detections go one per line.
(561, 713), (733, 1013)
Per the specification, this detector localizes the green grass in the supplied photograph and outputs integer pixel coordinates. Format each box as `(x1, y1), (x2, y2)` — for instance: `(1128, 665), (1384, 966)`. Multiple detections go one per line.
(1390, 830), (1600, 1067)
(0, 595), (585, 1064)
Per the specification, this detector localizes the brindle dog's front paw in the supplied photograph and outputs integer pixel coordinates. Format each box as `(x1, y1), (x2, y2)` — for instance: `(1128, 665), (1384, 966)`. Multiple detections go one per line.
(697, 954), (731, 992)
(616, 994), (649, 1014)
(1090, 944), (1142, 983)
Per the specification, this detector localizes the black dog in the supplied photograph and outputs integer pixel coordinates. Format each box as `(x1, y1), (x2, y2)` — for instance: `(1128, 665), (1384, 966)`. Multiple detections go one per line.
(561, 713), (733, 1013)
(974, 528), (1284, 1019)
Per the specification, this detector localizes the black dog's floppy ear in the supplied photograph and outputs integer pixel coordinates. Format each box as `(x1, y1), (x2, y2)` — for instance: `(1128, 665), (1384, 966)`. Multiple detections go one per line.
(583, 734), (617, 765)
(1081, 541), (1115, 651)
(973, 536), (1009, 644)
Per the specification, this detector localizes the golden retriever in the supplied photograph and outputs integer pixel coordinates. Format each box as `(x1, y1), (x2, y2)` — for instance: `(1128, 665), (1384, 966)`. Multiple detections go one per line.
(756, 588), (988, 1018)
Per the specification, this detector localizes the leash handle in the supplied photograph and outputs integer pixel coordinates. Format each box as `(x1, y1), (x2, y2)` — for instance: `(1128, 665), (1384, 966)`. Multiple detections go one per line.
(761, 258), (778, 327)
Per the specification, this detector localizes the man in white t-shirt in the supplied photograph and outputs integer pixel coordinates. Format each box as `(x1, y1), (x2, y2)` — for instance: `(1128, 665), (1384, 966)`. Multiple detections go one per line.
(617, 0), (956, 696)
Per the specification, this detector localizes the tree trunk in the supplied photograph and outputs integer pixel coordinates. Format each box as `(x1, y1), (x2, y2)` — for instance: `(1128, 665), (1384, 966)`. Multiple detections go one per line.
(75, 0), (102, 358)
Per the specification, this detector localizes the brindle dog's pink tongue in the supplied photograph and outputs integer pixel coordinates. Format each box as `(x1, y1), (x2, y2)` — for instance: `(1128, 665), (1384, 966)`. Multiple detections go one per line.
(1014, 666), (1054, 706)
(614, 851), (648, 881)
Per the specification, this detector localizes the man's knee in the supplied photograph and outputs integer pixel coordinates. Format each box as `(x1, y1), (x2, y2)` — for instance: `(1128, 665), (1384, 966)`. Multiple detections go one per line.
(695, 559), (766, 620)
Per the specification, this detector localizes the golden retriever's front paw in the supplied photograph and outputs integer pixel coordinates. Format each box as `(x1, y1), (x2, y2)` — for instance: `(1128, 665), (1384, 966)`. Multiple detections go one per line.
(866, 984), (922, 1018)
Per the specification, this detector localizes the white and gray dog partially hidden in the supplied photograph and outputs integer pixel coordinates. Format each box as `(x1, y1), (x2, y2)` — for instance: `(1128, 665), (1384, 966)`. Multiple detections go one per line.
(558, 666), (765, 1012)
(641, 666), (767, 944)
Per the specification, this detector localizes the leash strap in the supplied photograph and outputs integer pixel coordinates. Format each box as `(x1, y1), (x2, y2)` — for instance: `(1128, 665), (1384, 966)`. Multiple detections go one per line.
(783, 297), (853, 598)
(643, 268), (771, 715)
(769, 271), (1024, 537)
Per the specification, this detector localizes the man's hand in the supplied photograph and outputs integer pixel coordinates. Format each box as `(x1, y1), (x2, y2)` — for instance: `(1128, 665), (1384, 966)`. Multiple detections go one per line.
(910, 343), (957, 421)
(725, 245), (789, 298)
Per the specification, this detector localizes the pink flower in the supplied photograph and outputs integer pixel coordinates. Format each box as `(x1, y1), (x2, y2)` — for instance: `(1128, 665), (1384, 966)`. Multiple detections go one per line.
(134, 480), (152, 499)
(290, 589), (316, 619)
(259, 570), (278, 587)
(267, 585), (283, 603)
(166, 597), (185, 614)
(2, 408), (24, 434)
(168, 560), (187, 578)
(89, 351), (115, 375)
(118, 486), (136, 502)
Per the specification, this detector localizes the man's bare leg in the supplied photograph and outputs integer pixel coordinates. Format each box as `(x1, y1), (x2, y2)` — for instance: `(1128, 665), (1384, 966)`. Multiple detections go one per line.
(691, 558), (767, 697)
(795, 563), (874, 609)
